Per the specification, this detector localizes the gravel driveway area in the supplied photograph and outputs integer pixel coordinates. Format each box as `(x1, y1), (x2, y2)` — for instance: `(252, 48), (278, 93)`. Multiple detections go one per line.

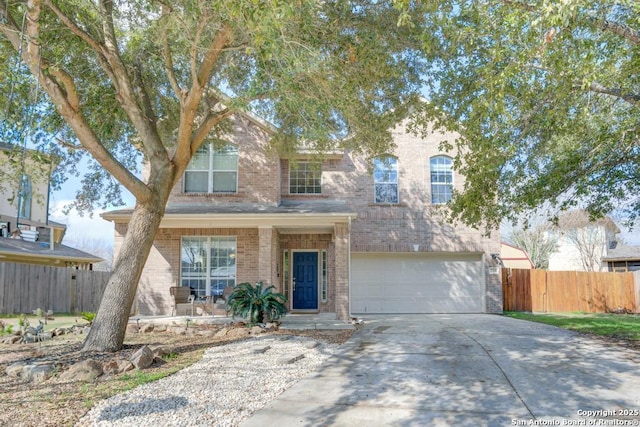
(76, 335), (337, 427)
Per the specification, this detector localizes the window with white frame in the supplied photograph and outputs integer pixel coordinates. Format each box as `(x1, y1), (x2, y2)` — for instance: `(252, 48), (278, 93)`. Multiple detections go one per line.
(430, 156), (453, 204)
(374, 156), (398, 204)
(184, 143), (238, 193)
(180, 236), (236, 298)
(289, 161), (321, 194)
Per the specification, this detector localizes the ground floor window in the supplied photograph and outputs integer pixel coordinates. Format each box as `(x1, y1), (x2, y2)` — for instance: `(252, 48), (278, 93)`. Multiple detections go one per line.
(180, 236), (236, 298)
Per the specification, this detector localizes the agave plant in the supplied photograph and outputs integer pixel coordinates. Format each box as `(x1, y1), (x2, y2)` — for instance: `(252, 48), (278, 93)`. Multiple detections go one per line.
(227, 282), (287, 324)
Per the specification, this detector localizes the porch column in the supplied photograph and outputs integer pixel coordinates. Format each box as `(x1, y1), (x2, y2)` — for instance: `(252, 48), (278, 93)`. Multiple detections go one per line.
(258, 226), (278, 288)
(334, 222), (350, 321)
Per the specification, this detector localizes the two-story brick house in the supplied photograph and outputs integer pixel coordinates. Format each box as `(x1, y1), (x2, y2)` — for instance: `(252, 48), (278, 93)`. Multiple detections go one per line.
(103, 112), (502, 320)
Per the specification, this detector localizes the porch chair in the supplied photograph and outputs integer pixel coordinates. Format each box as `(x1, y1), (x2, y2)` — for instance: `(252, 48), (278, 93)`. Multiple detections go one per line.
(170, 286), (194, 316)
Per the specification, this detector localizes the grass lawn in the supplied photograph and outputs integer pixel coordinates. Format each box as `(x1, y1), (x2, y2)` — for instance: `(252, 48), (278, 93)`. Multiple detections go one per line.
(505, 312), (640, 341)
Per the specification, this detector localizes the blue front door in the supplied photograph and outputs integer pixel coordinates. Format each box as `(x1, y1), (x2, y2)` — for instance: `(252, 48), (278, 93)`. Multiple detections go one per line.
(292, 252), (318, 310)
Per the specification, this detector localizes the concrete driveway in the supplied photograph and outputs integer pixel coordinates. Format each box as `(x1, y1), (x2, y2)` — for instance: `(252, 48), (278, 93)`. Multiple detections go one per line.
(242, 314), (640, 427)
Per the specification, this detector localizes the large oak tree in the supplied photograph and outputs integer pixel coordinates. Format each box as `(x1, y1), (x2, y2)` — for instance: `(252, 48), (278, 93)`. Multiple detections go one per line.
(406, 0), (640, 229)
(0, 0), (424, 351)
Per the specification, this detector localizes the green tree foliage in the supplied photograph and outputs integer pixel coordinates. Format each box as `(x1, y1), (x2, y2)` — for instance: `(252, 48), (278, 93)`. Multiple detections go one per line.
(408, 0), (640, 229)
(0, 0), (425, 351)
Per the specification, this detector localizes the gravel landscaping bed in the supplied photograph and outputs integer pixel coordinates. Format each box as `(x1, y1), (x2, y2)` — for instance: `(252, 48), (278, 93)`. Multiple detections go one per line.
(77, 335), (336, 427)
(0, 323), (354, 427)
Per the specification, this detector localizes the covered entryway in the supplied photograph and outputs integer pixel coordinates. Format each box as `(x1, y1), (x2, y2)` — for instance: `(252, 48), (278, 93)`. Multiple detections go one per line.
(350, 253), (485, 313)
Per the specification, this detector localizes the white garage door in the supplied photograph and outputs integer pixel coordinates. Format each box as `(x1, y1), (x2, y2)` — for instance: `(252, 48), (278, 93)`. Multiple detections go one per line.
(351, 253), (485, 314)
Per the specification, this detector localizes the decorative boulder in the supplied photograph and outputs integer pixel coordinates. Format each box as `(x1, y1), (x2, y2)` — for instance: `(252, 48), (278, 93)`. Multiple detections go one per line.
(59, 359), (103, 383)
(130, 345), (154, 369)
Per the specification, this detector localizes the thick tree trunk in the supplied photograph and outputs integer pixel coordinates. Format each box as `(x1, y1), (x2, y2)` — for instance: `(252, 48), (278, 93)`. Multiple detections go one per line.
(82, 198), (165, 352)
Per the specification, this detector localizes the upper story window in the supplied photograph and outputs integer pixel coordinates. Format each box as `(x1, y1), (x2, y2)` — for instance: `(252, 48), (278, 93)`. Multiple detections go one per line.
(374, 156), (398, 204)
(184, 143), (238, 193)
(430, 156), (453, 204)
(289, 162), (321, 194)
(18, 175), (31, 219)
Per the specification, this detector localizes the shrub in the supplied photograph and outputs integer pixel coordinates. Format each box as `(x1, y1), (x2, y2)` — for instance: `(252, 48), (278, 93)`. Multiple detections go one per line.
(81, 311), (96, 325)
(227, 282), (287, 324)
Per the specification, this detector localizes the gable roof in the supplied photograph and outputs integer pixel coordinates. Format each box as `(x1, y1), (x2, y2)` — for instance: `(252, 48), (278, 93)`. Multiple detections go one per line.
(601, 244), (640, 262)
(557, 210), (620, 234)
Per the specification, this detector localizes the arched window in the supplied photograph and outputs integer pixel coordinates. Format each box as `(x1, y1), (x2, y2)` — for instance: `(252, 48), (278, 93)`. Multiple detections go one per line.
(374, 156), (398, 204)
(184, 143), (238, 193)
(430, 156), (453, 204)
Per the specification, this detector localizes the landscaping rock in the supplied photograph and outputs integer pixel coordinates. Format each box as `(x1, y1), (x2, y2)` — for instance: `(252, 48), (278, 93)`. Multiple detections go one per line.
(150, 345), (174, 358)
(103, 359), (134, 376)
(6, 362), (27, 378)
(226, 328), (250, 339)
(130, 345), (154, 369)
(59, 359), (103, 383)
(102, 360), (120, 376)
(3, 335), (21, 344)
(153, 325), (167, 333)
(252, 345), (271, 354)
(214, 328), (229, 338)
(140, 324), (155, 333)
(250, 326), (264, 335)
(264, 322), (279, 332)
(277, 353), (305, 364)
(23, 363), (56, 383)
(118, 360), (135, 373)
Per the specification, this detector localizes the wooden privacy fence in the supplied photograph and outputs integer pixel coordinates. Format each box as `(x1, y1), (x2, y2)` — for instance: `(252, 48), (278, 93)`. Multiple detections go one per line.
(502, 268), (639, 313)
(0, 262), (110, 315)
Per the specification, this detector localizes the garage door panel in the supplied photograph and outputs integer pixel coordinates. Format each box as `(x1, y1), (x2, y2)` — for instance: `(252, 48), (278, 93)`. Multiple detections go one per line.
(351, 253), (485, 314)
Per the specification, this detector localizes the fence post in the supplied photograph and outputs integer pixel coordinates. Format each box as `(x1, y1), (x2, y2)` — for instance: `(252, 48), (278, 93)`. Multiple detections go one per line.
(634, 271), (640, 314)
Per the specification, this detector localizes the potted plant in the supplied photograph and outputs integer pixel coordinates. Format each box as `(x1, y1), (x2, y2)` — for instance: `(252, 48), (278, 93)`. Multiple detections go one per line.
(226, 282), (287, 324)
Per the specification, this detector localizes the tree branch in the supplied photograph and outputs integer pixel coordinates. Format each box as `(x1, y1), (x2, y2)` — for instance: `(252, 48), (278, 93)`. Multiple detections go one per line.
(160, 4), (184, 104)
(5, 0), (150, 200)
(190, 107), (232, 154)
(97, 0), (169, 168)
(588, 15), (640, 45)
(174, 24), (233, 169)
(44, 0), (105, 55)
(587, 82), (640, 106)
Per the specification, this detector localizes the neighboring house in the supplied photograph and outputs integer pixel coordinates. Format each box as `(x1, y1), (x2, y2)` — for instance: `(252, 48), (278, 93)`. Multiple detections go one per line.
(602, 244), (640, 272)
(500, 242), (534, 269)
(547, 210), (620, 272)
(103, 113), (502, 320)
(0, 143), (102, 269)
